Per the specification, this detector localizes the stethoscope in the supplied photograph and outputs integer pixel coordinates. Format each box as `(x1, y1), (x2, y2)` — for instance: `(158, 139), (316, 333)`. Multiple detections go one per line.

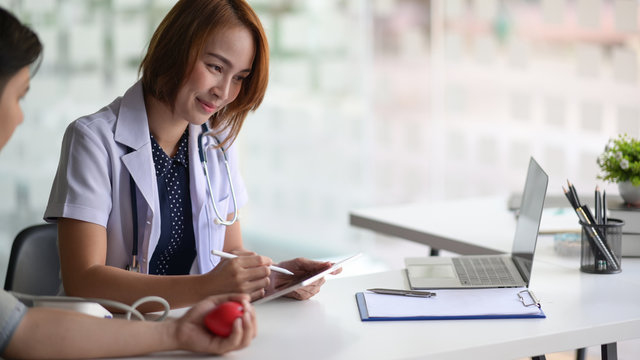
(126, 123), (239, 272)
(197, 123), (239, 226)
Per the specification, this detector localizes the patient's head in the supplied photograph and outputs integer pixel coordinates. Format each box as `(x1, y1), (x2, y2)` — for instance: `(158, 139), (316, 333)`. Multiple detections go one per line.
(0, 7), (42, 150)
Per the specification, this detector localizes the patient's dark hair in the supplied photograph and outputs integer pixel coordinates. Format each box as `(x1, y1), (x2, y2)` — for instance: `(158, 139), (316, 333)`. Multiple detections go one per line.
(0, 7), (42, 96)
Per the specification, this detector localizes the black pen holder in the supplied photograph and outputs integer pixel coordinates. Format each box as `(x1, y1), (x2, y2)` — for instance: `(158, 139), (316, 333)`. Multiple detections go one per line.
(580, 218), (624, 274)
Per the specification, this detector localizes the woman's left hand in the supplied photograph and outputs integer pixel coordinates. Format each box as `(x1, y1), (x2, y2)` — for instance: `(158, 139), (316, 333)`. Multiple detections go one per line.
(269, 258), (341, 300)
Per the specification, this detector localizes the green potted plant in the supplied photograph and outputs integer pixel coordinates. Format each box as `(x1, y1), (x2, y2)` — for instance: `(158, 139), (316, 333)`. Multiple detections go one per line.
(597, 134), (640, 205)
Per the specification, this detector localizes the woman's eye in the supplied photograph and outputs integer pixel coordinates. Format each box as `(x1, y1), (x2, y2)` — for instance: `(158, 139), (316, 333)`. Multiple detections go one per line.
(207, 64), (222, 72)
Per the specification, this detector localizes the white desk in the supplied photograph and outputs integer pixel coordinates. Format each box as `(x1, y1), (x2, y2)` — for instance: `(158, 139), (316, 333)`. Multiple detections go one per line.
(349, 195), (640, 359)
(349, 194), (637, 268)
(350, 196), (518, 255)
(350, 195), (586, 257)
(123, 260), (640, 360)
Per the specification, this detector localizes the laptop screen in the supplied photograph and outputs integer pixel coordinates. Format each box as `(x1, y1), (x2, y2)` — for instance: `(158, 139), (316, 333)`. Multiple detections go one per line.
(511, 157), (548, 284)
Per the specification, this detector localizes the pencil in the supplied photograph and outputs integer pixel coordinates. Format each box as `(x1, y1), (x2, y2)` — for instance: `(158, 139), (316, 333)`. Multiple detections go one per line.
(602, 189), (607, 224)
(595, 185), (602, 225)
(567, 180), (581, 207)
(563, 186), (578, 209)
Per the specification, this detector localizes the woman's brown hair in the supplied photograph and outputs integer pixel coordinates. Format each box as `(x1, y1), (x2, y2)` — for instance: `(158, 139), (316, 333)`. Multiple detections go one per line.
(140, 0), (269, 147)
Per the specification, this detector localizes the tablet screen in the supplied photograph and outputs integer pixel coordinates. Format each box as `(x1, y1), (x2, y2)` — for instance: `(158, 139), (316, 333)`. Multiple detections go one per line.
(253, 253), (362, 304)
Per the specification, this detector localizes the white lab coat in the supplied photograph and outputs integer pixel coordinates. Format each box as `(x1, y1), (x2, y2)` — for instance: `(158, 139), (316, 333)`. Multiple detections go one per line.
(44, 80), (248, 275)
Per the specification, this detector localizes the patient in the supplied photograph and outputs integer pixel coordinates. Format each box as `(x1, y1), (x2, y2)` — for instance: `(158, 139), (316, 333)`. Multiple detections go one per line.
(0, 6), (256, 359)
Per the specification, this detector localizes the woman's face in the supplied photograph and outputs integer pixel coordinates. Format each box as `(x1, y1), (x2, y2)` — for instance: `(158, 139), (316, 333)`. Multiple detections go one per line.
(0, 66), (30, 151)
(174, 25), (255, 126)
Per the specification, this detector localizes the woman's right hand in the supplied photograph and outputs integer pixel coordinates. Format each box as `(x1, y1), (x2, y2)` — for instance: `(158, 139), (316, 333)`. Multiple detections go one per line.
(202, 251), (272, 300)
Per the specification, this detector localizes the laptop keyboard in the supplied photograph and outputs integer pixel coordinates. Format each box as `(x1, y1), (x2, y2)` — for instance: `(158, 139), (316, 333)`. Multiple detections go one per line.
(452, 257), (516, 286)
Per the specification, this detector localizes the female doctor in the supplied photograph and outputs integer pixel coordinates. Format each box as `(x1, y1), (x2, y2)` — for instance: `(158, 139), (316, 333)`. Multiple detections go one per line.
(44, 0), (332, 311)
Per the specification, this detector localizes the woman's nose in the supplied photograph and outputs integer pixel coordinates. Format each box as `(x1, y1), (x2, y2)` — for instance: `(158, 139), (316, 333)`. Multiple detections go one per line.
(211, 77), (232, 102)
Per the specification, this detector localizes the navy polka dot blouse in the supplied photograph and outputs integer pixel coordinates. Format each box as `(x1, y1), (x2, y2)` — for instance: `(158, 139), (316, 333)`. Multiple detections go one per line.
(149, 128), (196, 275)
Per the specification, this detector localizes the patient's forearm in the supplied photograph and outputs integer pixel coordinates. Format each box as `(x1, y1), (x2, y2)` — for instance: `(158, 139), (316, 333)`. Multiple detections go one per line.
(3, 307), (176, 359)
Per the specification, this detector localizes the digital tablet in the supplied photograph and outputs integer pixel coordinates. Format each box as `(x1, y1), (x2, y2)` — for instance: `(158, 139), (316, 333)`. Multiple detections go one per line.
(253, 253), (362, 304)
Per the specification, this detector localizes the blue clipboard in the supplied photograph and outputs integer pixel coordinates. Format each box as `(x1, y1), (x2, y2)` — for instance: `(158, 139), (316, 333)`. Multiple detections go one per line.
(355, 291), (546, 321)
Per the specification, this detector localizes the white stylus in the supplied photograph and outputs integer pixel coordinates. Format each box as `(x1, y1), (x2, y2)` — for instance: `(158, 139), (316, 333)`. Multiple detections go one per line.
(211, 250), (294, 275)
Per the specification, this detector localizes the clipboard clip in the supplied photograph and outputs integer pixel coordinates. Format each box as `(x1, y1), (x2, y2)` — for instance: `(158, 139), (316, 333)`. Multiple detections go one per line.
(518, 289), (541, 308)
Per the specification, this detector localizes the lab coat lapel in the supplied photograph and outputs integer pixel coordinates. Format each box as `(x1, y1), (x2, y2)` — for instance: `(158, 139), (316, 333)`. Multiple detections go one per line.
(115, 81), (157, 210)
(189, 123), (212, 273)
(114, 81), (160, 270)
(121, 149), (155, 209)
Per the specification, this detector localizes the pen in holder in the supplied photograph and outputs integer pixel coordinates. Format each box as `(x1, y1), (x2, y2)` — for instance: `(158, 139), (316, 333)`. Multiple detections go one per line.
(579, 218), (623, 274)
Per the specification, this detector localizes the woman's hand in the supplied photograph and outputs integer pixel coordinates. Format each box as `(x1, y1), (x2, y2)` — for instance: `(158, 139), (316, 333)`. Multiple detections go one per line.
(202, 250), (272, 301)
(173, 293), (256, 355)
(270, 258), (338, 300)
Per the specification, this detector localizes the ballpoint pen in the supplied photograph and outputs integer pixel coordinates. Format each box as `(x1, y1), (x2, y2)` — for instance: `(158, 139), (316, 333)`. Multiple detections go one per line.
(211, 250), (294, 275)
(367, 288), (436, 298)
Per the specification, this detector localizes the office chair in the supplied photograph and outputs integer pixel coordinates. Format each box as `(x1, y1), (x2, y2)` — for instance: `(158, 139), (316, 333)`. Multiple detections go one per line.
(4, 223), (61, 296)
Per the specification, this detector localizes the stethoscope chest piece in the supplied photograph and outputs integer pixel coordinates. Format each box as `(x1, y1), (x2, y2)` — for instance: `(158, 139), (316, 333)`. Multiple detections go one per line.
(126, 255), (140, 272)
(125, 264), (140, 272)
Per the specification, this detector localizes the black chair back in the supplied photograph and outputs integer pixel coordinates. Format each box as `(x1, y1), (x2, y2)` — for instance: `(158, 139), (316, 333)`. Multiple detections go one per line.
(4, 223), (61, 295)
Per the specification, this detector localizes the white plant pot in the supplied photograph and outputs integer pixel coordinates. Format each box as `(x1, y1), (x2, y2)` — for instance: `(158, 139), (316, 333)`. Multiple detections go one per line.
(618, 181), (640, 206)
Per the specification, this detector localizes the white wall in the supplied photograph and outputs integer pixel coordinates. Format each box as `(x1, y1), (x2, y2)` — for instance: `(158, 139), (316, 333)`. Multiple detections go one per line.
(1, 0), (639, 283)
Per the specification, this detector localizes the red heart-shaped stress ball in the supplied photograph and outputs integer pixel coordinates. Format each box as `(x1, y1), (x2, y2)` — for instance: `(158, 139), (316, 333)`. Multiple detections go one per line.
(204, 301), (244, 337)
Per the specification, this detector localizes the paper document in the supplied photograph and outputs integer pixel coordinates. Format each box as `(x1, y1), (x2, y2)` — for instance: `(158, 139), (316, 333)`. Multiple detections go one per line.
(356, 287), (545, 321)
(539, 208), (580, 234)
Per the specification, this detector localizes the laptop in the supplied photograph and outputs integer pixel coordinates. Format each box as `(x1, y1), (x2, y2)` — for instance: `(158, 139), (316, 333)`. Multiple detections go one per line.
(405, 157), (548, 289)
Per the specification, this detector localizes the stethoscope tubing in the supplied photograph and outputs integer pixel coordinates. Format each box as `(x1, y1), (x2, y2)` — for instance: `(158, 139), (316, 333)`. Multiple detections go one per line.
(198, 123), (238, 226)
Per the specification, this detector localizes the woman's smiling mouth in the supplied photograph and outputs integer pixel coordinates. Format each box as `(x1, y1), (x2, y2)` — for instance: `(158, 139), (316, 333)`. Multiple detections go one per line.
(196, 97), (217, 114)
